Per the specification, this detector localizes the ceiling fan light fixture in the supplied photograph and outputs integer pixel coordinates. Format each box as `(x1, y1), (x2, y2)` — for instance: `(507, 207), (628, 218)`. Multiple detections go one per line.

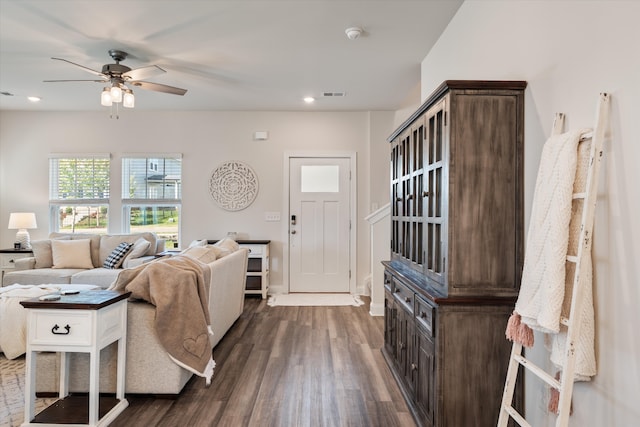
(101, 87), (112, 106)
(123, 89), (135, 108)
(110, 84), (122, 103)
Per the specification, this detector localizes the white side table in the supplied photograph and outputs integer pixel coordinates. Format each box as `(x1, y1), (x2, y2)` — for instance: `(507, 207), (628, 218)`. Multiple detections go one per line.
(20, 290), (131, 426)
(241, 241), (270, 299)
(0, 248), (32, 284)
(206, 239), (271, 299)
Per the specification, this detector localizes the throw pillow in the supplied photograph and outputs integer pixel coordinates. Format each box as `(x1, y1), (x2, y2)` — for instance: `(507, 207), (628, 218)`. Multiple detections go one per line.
(103, 242), (134, 269)
(181, 246), (218, 264)
(49, 233), (101, 267)
(188, 239), (207, 248)
(31, 237), (70, 268)
(209, 237), (240, 258)
(51, 239), (94, 269)
(125, 237), (152, 261)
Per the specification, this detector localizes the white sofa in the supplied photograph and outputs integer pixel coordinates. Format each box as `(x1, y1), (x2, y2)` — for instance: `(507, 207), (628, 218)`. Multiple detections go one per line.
(33, 244), (249, 395)
(5, 237), (249, 395)
(2, 232), (165, 288)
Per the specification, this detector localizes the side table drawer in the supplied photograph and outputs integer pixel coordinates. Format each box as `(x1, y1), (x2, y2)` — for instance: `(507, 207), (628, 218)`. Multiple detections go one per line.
(30, 310), (93, 346)
(1, 252), (31, 268)
(243, 244), (264, 255)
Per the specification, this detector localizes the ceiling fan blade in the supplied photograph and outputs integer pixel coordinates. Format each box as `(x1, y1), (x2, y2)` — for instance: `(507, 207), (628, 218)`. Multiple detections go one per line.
(43, 79), (107, 83)
(123, 65), (166, 81)
(51, 57), (105, 77)
(130, 81), (187, 96)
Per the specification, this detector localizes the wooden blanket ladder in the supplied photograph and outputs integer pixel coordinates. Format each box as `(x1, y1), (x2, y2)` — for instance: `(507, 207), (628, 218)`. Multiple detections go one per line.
(497, 92), (611, 427)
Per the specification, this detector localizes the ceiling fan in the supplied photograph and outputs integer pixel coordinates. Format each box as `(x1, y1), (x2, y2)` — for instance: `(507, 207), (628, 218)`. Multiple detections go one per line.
(44, 49), (187, 107)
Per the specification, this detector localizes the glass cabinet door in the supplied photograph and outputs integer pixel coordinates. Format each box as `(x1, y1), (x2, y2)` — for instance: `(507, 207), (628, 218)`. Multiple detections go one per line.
(422, 99), (447, 285)
(391, 118), (426, 272)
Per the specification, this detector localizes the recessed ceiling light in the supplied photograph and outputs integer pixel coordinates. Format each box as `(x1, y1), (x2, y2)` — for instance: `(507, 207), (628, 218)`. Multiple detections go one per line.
(27, 96), (41, 102)
(303, 97), (315, 104)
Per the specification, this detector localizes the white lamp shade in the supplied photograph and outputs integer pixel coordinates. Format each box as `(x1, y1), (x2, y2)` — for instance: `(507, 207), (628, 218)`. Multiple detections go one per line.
(8, 212), (37, 229)
(123, 90), (135, 108)
(110, 85), (123, 103)
(101, 88), (113, 106)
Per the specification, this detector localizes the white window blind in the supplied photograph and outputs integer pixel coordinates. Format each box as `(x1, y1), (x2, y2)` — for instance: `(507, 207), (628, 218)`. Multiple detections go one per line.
(50, 154), (110, 202)
(122, 154), (182, 201)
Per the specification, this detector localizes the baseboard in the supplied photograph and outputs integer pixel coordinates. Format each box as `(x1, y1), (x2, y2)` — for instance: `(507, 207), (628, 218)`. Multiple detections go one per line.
(369, 302), (384, 317)
(268, 284), (286, 295)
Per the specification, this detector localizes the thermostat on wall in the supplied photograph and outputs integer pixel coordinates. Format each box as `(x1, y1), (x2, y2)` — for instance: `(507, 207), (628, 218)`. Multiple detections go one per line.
(253, 131), (269, 140)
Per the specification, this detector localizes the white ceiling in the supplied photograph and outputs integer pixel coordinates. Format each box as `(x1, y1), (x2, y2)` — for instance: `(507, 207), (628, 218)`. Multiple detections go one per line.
(0, 0), (462, 112)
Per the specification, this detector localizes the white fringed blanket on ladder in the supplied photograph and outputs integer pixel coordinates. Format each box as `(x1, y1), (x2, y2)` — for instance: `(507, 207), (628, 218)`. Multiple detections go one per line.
(512, 128), (596, 381)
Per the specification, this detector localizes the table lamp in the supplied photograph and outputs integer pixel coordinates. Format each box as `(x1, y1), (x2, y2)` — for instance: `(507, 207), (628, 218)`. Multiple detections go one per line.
(8, 212), (37, 249)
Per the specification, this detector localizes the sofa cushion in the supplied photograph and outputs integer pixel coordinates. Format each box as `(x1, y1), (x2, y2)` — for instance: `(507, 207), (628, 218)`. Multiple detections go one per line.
(49, 233), (102, 268)
(70, 268), (123, 289)
(51, 239), (94, 269)
(99, 233), (157, 265)
(3, 268), (85, 286)
(103, 242), (134, 269)
(31, 236), (71, 268)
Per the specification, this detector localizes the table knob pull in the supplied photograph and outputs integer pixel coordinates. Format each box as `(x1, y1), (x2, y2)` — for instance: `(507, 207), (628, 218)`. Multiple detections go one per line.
(51, 324), (71, 335)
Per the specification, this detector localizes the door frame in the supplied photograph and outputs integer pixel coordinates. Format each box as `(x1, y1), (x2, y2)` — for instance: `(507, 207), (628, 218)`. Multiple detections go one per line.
(282, 151), (357, 294)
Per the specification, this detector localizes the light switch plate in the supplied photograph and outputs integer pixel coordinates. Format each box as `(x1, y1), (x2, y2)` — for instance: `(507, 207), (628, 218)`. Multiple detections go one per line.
(264, 212), (281, 221)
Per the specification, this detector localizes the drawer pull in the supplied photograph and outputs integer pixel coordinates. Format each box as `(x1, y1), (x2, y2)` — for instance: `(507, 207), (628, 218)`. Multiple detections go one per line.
(421, 311), (427, 318)
(411, 363), (418, 371)
(405, 297), (411, 303)
(51, 324), (71, 335)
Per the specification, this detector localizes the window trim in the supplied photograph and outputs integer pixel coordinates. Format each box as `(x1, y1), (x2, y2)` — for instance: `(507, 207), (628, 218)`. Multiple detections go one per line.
(49, 153), (111, 234)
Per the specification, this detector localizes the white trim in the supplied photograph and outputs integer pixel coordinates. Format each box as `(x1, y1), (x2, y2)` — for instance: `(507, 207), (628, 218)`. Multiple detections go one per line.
(49, 152), (110, 159)
(364, 203), (391, 224)
(121, 152), (182, 159)
(283, 151), (357, 294)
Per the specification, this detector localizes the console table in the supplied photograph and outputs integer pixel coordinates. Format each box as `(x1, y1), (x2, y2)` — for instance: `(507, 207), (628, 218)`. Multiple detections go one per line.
(208, 240), (270, 299)
(20, 290), (131, 426)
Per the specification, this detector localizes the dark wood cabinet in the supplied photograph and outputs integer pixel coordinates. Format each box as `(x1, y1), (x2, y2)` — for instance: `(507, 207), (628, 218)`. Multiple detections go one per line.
(383, 81), (525, 427)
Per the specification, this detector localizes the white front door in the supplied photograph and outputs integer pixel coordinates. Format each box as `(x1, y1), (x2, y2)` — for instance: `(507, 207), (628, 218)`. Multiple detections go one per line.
(289, 157), (351, 292)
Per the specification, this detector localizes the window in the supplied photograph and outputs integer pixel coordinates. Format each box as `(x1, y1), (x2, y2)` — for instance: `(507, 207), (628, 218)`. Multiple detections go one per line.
(49, 154), (110, 234)
(122, 154), (182, 248)
(301, 165), (340, 192)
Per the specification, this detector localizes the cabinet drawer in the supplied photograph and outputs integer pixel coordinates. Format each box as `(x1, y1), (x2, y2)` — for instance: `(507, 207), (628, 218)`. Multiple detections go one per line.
(384, 271), (393, 293)
(31, 310), (93, 346)
(415, 296), (435, 337)
(393, 279), (414, 315)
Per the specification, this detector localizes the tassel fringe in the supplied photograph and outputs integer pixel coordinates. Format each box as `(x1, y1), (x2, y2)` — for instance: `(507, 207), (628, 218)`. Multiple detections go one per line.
(548, 371), (573, 415)
(505, 311), (535, 347)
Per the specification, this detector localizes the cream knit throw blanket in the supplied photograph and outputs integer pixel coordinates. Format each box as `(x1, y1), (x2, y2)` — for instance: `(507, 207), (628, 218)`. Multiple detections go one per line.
(513, 128), (596, 381)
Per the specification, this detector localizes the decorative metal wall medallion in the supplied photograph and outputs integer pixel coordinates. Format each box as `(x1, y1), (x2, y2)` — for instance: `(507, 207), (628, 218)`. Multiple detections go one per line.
(209, 161), (259, 211)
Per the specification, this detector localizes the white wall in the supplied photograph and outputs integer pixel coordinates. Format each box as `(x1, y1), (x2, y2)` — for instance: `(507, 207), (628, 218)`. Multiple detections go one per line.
(421, 1), (639, 426)
(0, 110), (394, 293)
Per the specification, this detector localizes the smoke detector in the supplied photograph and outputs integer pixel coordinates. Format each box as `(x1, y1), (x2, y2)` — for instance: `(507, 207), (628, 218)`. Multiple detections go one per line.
(345, 27), (363, 40)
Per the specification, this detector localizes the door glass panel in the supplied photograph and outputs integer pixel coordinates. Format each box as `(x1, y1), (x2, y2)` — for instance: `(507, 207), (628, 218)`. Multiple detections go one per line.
(301, 165), (339, 193)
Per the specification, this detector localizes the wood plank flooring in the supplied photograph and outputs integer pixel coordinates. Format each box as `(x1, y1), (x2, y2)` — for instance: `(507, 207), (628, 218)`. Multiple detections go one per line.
(111, 296), (416, 427)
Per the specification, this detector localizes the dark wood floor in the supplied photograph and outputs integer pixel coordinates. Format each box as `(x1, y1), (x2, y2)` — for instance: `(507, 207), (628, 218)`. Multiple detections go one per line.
(111, 296), (416, 427)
